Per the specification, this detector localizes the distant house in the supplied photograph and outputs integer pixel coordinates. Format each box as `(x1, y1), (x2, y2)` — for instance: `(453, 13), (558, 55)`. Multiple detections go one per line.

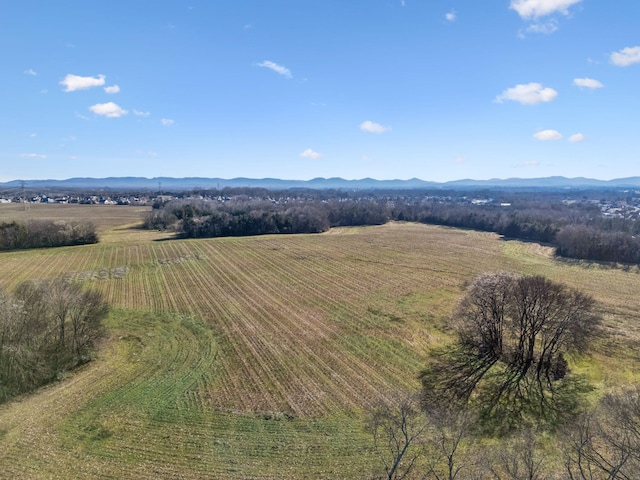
(0, 198), (11, 204)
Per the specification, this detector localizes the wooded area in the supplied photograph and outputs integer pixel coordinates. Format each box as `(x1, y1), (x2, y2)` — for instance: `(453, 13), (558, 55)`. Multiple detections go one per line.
(0, 280), (108, 402)
(144, 189), (640, 265)
(0, 220), (98, 251)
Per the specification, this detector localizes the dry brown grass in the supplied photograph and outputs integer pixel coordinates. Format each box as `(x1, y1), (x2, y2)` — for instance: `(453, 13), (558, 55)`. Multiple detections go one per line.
(0, 211), (639, 478)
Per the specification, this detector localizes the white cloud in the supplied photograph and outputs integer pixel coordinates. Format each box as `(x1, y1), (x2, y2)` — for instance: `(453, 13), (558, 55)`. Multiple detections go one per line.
(89, 102), (128, 118)
(24, 69), (37, 76)
(568, 133), (585, 142)
(495, 82), (558, 105)
(360, 120), (392, 134)
(133, 110), (150, 117)
(60, 74), (106, 92)
(445, 11), (456, 22)
(610, 46), (640, 67)
(573, 77), (604, 89)
(20, 153), (47, 159)
(510, 0), (582, 19)
(161, 118), (174, 126)
(29, 132), (37, 138)
(104, 85), (120, 94)
(300, 148), (322, 160)
(454, 157), (467, 164)
(533, 129), (562, 141)
(362, 155), (376, 163)
(257, 60), (292, 78)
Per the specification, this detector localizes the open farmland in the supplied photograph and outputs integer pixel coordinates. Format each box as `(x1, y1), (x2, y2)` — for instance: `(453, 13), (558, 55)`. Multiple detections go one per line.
(1, 205), (640, 478)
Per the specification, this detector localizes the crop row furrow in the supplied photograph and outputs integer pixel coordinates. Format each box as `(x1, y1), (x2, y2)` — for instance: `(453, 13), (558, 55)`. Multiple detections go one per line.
(192, 240), (399, 413)
(179, 243), (333, 412)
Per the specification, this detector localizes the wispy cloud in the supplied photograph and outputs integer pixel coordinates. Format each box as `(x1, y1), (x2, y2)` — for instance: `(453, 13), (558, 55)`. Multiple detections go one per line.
(573, 78), (604, 89)
(520, 19), (558, 37)
(161, 118), (175, 126)
(360, 120), (392, 134)
(104, 85), (120, 94)
(453, 157), (467, 164)
(133, 110), (150, 117)
(60, 74), (106, 92)
(568, 133), (585, 142)
(445, 11), (456, 22)
(24, 69), (37, 76)
(20, 153), (47, 159)
(300, 148), (322, 160)
(257, 60), (292, 78)
(610, 46), (640, 67)
(533, 129), (562, 141)
(495, 82), (557, 105)
(89, 102), (128, 118)
(510, 0), (582, 19)
(515, 160), (541, 167)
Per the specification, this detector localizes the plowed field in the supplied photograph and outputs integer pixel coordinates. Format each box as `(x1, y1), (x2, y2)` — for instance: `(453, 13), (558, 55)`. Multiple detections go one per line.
(1, 205), (639, 478)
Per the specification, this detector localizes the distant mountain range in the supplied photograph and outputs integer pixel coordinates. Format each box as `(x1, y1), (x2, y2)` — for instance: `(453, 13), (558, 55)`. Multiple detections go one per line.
(2, 176), (640, 190)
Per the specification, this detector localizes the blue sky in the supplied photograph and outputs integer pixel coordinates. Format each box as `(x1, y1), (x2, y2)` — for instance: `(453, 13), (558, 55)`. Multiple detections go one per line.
(2, 0), (639, 182)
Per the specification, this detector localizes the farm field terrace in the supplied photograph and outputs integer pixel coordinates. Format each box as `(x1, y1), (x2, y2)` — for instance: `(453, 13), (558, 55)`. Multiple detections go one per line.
(0, 204), (639, 478)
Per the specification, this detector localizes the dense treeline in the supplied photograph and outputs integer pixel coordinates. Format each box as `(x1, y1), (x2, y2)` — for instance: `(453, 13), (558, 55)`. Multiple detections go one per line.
(144, 189), (640, 264)
(144, 197), (389, 237)
(0, 220), (98, 251)
(0, 280), (108, 403)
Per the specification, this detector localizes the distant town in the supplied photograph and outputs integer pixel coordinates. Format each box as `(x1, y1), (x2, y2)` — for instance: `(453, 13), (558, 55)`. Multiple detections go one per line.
(3, 185), (640, 220)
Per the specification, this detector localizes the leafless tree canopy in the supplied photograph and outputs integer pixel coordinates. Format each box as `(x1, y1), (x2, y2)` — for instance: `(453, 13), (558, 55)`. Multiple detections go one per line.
(421, 272), (601, 431)
(0, 280), (108, 402)
(563, 386), (640, 479)
(366, 394), (428, 480)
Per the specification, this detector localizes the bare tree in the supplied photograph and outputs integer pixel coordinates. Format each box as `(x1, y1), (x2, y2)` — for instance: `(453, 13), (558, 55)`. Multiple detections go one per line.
(487, 428), (552, 480)
(421, 272), (601, 432)
(424, 404), (478, 480)
(0, 280), (108, 403)
(366, 393), (428, 480)
(563, 386), (640, 479)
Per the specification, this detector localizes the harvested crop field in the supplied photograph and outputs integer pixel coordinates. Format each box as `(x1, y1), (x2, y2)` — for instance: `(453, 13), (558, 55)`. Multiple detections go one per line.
(1, 205), (639, 478)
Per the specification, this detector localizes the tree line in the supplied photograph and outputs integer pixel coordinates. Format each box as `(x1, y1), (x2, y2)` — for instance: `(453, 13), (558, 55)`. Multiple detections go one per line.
(0, 280), (108, 403)
(144, 189), (640, 265)
(0, 220), (98, 251)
